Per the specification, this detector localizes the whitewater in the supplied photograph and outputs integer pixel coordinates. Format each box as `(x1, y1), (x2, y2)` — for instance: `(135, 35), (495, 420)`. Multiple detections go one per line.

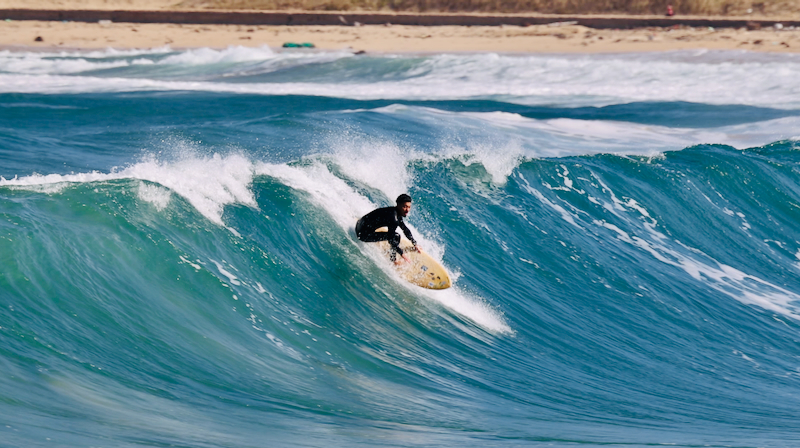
(2, 45), (800, 447)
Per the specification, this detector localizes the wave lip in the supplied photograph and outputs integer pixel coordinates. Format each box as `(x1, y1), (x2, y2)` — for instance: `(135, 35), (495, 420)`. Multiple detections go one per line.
(1, 152), (257, 227)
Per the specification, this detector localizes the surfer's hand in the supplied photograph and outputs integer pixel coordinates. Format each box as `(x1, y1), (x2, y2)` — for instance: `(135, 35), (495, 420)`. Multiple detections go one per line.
(395, 254), (411, 265)
(413, 244), (423, 253)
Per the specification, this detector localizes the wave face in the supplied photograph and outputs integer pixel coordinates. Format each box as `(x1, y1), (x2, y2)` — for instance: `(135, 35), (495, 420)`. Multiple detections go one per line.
(2, 47), (800, 447)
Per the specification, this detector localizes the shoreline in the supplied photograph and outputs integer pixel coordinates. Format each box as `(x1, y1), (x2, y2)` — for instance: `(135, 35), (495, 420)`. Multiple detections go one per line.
(1, 19), (798, 53)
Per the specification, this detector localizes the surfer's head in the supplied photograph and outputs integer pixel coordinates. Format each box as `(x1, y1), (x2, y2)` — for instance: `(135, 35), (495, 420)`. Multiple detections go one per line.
(396, 194), (412, 217)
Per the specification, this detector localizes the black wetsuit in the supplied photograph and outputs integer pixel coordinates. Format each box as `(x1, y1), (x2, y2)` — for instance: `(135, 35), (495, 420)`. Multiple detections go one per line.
(356, 206), (416, 261)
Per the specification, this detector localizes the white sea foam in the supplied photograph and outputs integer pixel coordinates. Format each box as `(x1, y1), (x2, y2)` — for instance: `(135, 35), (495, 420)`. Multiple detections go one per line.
(0, 46), (340, 76)
(417, 286), (512, 334)
(211, 260), (242, 286)
(438, 138), (524, 187)
(325, 139), (417, 202)
(0, 55), (130, 75)
(2, 49), (800, 109)
(118, 152), (257, 227)
(0, 47), (171, 75)
(0, 151), (257, 227)
(137, 181), (172, 211)
(375, 106), (800, 157)
(256, 161), (376, 231)
(521, 180), (581, 229)
(157, 46), (277, 66)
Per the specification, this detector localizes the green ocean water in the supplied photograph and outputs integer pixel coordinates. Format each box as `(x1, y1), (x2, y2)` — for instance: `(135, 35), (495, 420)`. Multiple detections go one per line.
(2, 47), (800, 447)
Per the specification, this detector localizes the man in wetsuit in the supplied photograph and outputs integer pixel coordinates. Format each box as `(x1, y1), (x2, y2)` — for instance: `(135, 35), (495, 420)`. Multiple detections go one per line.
(356, 194), (421, 264)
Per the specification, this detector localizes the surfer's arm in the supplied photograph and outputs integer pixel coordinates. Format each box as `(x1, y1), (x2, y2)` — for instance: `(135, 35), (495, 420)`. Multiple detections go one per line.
(398, 221), (417, 248)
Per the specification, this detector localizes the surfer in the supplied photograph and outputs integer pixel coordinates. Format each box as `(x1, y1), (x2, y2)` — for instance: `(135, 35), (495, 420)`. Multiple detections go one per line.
(356, 194), (421, 264)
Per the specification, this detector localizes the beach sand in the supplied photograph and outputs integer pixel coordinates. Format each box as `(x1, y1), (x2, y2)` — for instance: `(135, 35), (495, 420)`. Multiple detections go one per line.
(0, 0), (799, 53)
(2, 20), (798, 53)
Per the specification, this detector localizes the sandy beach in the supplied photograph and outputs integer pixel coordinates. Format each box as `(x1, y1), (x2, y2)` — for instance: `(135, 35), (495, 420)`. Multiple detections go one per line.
(1, 0), (799, 53)
(1, 19), (798, 53)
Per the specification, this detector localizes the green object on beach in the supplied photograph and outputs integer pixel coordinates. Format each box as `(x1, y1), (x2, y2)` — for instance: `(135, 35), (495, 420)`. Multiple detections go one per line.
(282, 42), (315, 48)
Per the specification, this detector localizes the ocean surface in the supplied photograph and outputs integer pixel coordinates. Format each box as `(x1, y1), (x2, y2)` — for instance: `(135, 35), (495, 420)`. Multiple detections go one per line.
(2, 46), (800, 447)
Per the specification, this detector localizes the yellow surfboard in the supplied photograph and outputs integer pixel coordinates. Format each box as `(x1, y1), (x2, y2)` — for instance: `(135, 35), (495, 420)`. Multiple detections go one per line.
(375, 227), (451, 290)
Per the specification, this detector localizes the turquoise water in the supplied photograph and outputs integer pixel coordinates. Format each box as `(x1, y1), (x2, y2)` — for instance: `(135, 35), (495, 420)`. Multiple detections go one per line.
(2, 47), (800, 447)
